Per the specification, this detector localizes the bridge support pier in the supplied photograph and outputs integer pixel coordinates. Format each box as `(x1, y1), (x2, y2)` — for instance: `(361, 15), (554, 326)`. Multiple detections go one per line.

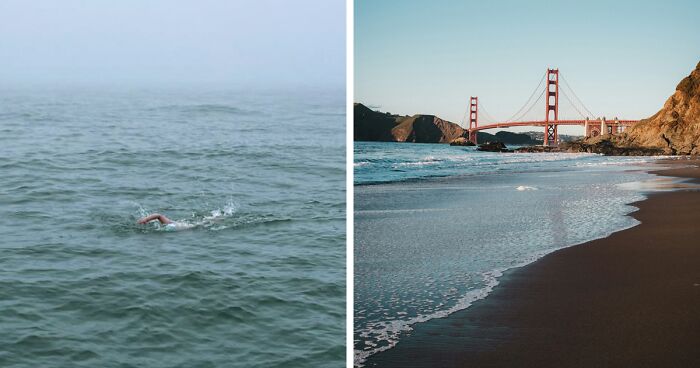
(468, 130), (477, 145)
(601, 117), (607, 136)
(544, 124), (558, 146)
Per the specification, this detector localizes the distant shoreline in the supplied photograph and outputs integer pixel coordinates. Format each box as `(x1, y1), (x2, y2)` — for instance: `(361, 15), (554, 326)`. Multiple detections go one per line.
(365, 158), (700, 367)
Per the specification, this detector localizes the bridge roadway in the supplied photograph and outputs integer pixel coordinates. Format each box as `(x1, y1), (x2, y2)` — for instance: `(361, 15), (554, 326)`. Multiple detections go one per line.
(470, 119), (639, 132)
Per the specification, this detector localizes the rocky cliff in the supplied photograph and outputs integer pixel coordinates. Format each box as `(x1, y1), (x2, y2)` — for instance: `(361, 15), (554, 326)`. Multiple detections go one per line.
(354, 103), (465, 143)
(354, 103), (403, 142)
(391, 114), (465, 143)
(354, 103), (540, 145)
(618, 61), (700, 154)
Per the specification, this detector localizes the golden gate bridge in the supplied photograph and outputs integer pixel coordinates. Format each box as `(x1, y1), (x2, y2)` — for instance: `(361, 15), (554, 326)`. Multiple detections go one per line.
(465, 69), (640, 146)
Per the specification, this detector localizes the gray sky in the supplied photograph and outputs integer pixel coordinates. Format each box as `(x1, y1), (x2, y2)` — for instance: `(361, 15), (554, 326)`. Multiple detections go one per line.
(0, 0), (345, 87)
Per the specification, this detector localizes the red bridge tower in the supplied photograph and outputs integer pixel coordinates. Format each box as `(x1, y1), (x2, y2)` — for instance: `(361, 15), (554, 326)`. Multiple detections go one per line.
(468, 96), (478, 144)
(544, 68), (559, 146)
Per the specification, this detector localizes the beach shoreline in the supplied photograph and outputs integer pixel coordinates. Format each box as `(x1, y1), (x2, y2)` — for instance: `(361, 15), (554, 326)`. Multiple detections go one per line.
(364, 158), (700, 367)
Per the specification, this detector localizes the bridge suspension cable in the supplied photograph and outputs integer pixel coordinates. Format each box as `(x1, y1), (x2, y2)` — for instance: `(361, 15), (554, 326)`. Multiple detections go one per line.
(463, 67), (640, 147)
(559, 72), (596, 118)
(478, 103), (499, 125)
(510, 83), (546, 122)
(559, 88), (587, 119)
(459, 109), (468, 128)
(505, 70), (547, 122)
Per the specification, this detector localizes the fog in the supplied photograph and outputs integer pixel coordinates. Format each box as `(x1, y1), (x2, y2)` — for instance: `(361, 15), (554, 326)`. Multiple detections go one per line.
(0, 0), (345, 88)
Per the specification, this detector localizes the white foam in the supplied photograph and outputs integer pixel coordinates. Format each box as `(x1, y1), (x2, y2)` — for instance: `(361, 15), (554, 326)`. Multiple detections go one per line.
(354, 172), (654, 366)
(353, 216), (644, 366)
(203, 201), (237, 221)
(354, 270), (502, 367)
(165, 221), (195, 231)
(516, 185), (538, 191)
(393, 156), (441, 168)
(138, 200), (239, 232)
(354, 146), (669, 365)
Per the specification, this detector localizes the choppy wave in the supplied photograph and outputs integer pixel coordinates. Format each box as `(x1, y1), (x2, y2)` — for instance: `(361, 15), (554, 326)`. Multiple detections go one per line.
(354, 142), (660, 185)
(0, 87), (345, 368)
(149, 103), (260, 116)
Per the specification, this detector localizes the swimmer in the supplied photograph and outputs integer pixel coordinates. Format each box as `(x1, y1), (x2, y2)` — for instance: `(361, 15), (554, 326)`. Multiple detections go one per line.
(137, 213), (173, 225)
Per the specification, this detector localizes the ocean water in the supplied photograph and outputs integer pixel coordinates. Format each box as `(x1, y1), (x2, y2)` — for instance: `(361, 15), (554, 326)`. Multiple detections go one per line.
(0, 86), (345, 367)
(354, 141), (664, 366)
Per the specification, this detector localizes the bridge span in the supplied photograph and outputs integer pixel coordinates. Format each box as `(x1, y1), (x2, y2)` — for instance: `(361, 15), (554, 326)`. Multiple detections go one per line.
(466, 69), (640, 146)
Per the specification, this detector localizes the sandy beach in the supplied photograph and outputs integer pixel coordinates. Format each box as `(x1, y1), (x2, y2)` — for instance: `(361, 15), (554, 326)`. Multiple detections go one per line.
(365, 158), (700, 367)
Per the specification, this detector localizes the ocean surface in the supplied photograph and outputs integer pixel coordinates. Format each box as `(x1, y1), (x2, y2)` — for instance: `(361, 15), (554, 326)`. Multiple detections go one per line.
(354, 141), (665, 366)
(0, 86), (346, 367)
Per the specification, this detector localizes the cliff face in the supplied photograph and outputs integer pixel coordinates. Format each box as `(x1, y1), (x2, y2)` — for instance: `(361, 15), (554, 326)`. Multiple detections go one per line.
(353, 103), (401, 142)
(623, 62), (700, 154)
(354, 103), (465, 143)
(392, 115), (465, 143)
(354, 103), (540, 145)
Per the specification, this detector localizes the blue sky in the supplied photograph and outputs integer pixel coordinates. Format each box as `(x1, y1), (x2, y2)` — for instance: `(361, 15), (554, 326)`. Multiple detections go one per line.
(355, 0), (700, 133)
(0, 0), (345, 88)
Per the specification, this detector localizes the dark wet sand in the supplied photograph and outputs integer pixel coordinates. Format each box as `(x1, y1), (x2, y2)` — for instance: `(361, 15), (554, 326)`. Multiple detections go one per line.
(366, 159), (700, 367)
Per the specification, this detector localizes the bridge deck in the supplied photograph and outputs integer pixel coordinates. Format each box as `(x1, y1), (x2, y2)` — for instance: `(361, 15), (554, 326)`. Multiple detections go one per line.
(471, 119), (639, 131)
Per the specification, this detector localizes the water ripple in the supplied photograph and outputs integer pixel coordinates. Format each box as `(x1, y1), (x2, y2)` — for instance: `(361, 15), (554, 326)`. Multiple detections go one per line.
(0, 88), (345, 368)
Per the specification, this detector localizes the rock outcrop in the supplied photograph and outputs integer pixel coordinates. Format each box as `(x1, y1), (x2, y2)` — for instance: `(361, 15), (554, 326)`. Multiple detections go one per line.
(391, 114), (464, 143)
(606, 61), (700, 155)
(514, 145), (561, 153)
(354, 103), (405, 142)
(449, 137), (475, 146)
(560, 137), (665, 156)
(354, 103), (543, 145)
(514, 138), (665, 155)
(538, 61), (700, 156)
(477, 141), (512, 153)
(354, 103), (464, 143)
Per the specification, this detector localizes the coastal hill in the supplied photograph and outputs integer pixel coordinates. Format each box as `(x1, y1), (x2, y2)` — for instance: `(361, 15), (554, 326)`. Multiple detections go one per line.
(354, 103), (463, 143)
(572, 61), (700, 155)
(622, 61), (700, 154)
(393, 114), (464, 143)
(354, 103), (540, 144)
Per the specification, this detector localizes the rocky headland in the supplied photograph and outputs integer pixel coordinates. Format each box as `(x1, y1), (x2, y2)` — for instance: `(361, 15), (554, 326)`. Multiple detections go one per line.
(515, 138), (665, 156)
(620, 61), (700, 155)
(354, 103), (540, 145)
(354, 103), (463, 143)
(518, 61), (700, 156)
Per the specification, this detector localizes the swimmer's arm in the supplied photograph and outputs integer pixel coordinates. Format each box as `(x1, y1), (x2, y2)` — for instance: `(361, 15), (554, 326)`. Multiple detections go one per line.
(137, 214), (173, 225)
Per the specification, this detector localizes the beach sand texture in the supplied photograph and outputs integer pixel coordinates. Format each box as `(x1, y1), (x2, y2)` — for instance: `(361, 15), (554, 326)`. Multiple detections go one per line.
(367, 159), (700, 367)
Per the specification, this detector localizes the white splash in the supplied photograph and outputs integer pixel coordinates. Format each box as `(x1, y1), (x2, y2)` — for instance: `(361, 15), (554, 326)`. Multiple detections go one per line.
(138, 201), (239, 232)
(516, 185), (538, 191)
